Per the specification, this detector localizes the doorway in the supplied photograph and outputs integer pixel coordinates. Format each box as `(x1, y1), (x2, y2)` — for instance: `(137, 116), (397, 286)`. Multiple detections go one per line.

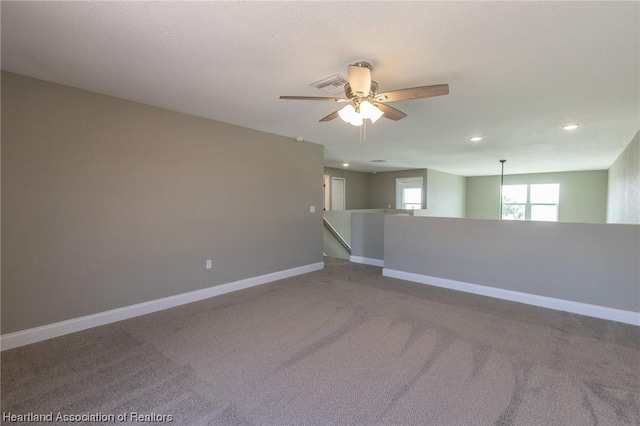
(331, 177), (346, 211)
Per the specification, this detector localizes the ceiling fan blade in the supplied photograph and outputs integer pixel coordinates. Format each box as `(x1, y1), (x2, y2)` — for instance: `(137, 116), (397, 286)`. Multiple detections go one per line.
(280, 96), (348, 102)
(374, 103), (407, 121)
(374, 84), (449, 102)
(319, 109), (341, 122)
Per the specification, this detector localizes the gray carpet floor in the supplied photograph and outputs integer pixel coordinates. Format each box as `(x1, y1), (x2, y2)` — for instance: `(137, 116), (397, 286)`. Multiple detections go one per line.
(2, 258), (639, 425)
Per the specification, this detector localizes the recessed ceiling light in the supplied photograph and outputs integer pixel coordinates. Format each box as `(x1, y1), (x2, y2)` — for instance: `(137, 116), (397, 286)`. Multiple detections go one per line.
(563, 124), (579, 130)
(470, 136), (483, 142)
(295, 137), (304, 142)
(342, 163), (349, 167)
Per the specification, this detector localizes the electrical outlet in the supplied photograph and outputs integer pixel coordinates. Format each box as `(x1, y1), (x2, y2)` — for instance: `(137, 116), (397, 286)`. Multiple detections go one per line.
(310, 205), (316, 213)
(206, 259), (212, 270)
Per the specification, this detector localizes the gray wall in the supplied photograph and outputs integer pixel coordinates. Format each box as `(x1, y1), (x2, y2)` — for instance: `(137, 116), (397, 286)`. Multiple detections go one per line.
(607, 131), (640, 224)
(323, 167), (369, 210)
(368, 169), (429, 209)
(466, 170), (608, 223)
(1, 72), (324, 334)
(350, 212), (385, 261)
(323, 210), (353, 247)
(324, 167), (465, 218)
(384, 216), (640, 312)
(414, 169), (466, 218)
(324, 209), (385, 247)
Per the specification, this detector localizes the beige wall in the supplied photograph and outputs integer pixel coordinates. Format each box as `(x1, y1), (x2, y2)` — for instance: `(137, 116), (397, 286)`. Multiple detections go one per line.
(607, 131), (640, 224)
(466, 170), (608, 223)
(418, 169), (466, 218)
(351, 212), (385, 261)
(1, 72), (324, 334)
(323, 167), (369, 210)
(384, 216), (640, 313)
(367, 169), (429, 209)
(326, 167), (466, 218)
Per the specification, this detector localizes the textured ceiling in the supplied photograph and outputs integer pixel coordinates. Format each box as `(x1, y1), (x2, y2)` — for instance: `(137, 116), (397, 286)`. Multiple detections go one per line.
(2, 1), (638, 176)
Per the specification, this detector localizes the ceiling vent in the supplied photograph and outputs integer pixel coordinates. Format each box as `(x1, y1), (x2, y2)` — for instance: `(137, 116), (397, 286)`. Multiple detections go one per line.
(309, 74), (348, 95)
(370, 159), (387, 163)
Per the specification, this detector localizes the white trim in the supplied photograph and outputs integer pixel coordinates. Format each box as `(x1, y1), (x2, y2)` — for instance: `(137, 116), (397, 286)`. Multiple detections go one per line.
(1, 262), (325, 351)
(323, 174), (331, 211)
(350, 255), (384, 267)
(382, 268), (640, 326)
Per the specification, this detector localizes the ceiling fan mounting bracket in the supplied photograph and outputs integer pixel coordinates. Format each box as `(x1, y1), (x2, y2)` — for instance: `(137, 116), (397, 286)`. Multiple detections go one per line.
(352, 61), (372, 70)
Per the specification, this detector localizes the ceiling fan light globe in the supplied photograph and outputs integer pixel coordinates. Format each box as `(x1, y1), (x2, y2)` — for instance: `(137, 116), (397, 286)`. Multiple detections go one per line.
(369, 113), (382, 124)
(360, 101), (383, 123)
(349, 115), (363, 126)
(338, 104), (356, 123)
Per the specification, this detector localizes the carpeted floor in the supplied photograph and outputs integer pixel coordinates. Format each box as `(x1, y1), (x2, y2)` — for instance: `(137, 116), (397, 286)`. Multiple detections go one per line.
(2, 258), (639, 425)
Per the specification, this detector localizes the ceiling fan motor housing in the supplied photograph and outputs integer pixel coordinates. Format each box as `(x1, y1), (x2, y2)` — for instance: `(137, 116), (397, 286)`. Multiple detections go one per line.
(344, 81), (379, 99)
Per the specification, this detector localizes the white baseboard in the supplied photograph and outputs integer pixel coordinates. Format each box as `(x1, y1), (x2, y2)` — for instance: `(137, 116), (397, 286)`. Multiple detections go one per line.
(1, 262), (325, 351)
(382, 268), (640, 327)
(350, 255), (384, 267)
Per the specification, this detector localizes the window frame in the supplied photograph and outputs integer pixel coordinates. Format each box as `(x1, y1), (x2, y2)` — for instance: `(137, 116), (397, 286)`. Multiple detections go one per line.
(396, 177), (424, 210)
(501, 183), (560, 221)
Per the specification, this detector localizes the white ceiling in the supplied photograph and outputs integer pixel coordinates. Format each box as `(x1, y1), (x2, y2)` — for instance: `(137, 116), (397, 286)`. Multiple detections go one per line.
(2, 1), (638, 176)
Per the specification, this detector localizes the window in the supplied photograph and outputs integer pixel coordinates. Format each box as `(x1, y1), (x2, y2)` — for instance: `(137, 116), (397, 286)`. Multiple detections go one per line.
(501, 183), (559, 221)
(396, 177), (423, 210)
(403, 188), (422, 209)
(501, 185), (527, 220)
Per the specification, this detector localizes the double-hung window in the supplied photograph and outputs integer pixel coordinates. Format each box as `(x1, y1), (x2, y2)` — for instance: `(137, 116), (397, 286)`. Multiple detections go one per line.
(501, 183), (560, 221)
(396, 177), (423, 210)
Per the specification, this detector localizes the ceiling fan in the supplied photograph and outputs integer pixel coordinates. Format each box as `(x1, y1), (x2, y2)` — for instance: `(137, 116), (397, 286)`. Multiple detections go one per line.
(280, 61), (449, 137)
